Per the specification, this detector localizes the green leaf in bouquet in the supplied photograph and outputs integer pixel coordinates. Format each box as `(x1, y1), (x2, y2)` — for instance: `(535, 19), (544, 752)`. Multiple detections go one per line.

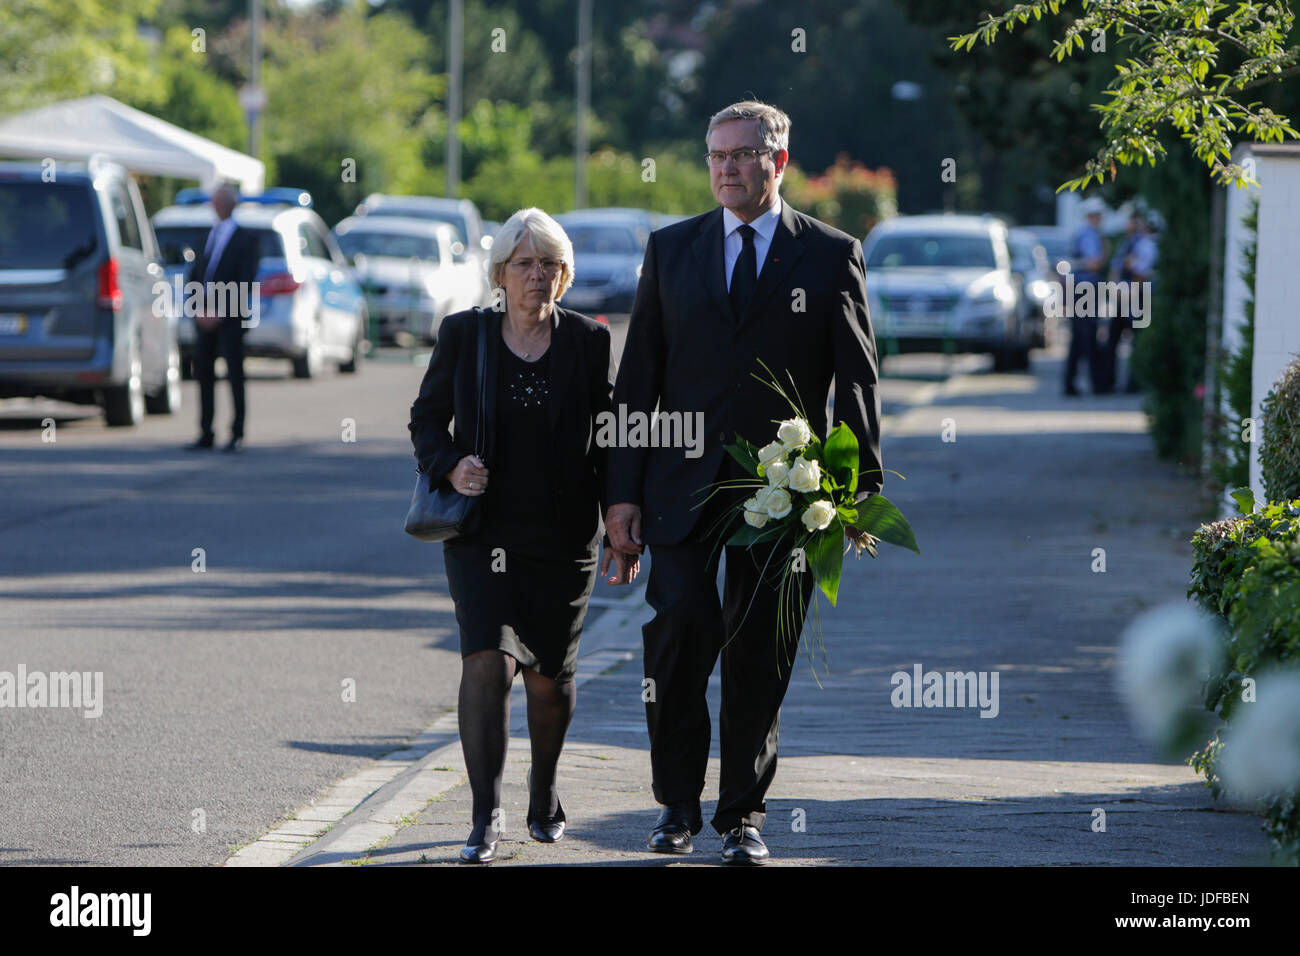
(855, 494), (920, 553)
(725, 441), (760, 475)
(836, 504), (859, 525)
(806, 522), (846, 605)
(727, 521), (789, 548)
(823, 423), (859, 495)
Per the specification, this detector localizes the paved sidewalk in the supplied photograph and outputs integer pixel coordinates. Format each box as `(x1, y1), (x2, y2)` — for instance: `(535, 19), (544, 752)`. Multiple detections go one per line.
(285, 355), (1270, 867)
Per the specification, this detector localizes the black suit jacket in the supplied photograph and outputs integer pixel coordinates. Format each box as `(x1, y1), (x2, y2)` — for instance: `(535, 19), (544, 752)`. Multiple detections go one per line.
(187, 221), (261, 326)
(607, 201), (882, 546)
(409, 306), (615, 551)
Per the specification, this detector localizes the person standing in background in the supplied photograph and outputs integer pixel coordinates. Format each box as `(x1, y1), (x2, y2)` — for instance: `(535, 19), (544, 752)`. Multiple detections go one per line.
(1063, 197), (1108, 397)
(185, 185), (260, 452)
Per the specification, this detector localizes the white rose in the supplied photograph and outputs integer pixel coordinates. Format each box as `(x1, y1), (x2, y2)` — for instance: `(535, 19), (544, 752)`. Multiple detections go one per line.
(787, 455), (822, 494)
(757, 441), (787, 468)
(743, 496), (770, 528)
(765, 460), (790, 488)
(777, 417), (812, 451)
(801, 499), (836, 532)
(764, 487), (793, 519)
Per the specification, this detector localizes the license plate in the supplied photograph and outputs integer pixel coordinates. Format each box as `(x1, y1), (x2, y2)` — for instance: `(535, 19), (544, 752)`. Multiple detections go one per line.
(563, 290), (601, 307)
(0, 313), (27, 334)
(886, 312), (945, 329)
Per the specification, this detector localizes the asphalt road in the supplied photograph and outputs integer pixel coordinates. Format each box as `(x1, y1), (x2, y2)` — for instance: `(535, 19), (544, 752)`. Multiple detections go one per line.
(0, 316), (981, 866)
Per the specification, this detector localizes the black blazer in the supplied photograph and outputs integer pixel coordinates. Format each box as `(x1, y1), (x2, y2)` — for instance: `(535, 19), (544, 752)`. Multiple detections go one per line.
(186, 221), (261, 325)
(607, 201), (882, 546)
(409, 306), (615, 551)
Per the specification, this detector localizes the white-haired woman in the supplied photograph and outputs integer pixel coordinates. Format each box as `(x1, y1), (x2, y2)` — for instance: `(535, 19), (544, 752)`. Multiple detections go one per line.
(409, 207), (638, 863)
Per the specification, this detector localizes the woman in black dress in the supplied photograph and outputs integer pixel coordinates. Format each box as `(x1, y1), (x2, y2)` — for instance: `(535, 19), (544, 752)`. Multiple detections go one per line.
(408, 208), (638, 863)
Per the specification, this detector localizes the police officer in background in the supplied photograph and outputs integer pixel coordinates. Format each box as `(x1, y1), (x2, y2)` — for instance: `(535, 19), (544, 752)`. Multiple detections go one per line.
(1063, 197), (1108, 396)
(1098, 211), (1158, 394)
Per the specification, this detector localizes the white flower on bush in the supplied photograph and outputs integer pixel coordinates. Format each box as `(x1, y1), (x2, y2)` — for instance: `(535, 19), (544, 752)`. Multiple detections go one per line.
(801, 499), (836, 532)
(777, 417), (812, 451)
(764, 487), (793, 519)
(1218, 671), (1300, 805)
(1116, 603), (1221, 749)
(757, 441), (787, 469)
(765, 460), (790, 488)
(787, 455), (822, 494)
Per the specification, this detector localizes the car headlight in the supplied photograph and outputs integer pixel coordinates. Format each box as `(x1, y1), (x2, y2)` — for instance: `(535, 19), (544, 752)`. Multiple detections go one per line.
(969, 283), (1015, 306)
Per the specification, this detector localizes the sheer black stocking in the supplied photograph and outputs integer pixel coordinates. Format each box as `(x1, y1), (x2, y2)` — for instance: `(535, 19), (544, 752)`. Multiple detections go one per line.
(458, 650), (516, 844)
(522, 668), (576, 823)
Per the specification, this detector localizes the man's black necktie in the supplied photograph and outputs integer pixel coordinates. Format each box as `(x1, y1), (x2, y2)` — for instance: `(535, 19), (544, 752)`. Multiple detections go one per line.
(729, 223), (757, 320)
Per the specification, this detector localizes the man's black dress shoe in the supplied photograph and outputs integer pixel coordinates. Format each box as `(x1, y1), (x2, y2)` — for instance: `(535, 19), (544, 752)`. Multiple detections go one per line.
(185, 436), (214, 450)
(721, 825), (769, 865)
(458, 841), (497, 864)
(648, 803), (703, 854)
(222, 437), (244, 453)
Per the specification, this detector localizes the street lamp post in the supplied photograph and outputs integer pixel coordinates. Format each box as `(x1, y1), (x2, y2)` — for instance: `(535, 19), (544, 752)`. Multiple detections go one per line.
(574, 0), (591, 209)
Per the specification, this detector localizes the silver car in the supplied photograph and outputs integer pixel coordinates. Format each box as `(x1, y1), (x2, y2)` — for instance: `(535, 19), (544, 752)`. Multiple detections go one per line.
(864, 214), (1031, 371)
(153, 195), (367, 379)
(554, 209), (653, 315)
(332, 215), (485, 343)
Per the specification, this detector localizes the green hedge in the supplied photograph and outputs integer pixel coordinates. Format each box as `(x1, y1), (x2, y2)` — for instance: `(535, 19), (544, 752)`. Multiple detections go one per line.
(1189, 498), (1300, 864)
(1261, 358), (1300, 504)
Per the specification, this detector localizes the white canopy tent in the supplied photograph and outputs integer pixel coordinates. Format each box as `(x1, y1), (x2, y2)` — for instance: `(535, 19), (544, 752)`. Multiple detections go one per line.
(0, 94), (264, 193)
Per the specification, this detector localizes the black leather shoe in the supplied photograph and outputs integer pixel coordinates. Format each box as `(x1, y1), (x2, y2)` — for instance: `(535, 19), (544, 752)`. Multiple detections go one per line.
(527, 799), (566, 843)
(222, 436), (244, 453)
(721, 825), (769, 865)
(528, 817), (565, 843)
(458, 841), (497, 864)
(648, 803), (702, 854)
(185, 436), (214, 450)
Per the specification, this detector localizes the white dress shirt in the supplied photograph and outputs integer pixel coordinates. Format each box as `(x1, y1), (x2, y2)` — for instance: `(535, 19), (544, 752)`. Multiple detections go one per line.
(722, 195), (782, 290)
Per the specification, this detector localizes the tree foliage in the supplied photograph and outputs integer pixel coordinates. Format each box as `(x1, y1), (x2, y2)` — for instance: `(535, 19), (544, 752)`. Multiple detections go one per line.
(951, 1), (1300, 190)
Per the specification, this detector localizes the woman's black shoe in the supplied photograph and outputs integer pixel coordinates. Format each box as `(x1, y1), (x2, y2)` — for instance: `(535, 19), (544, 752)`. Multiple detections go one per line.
(458, 840), (497, 864)
(526, 798), (566, 843)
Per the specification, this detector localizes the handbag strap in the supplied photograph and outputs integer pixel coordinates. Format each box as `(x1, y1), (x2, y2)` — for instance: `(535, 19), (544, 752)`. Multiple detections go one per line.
(473, 314), (487, 457)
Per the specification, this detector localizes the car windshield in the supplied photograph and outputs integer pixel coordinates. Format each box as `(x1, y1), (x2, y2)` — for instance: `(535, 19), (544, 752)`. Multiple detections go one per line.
(367, 207), (468, 245)
(563, 225), (643, 255)
(0, 181), (98, 270)
(335, 231), (440, 262)
(867, 234), (997, 269)
(1008, 239), (1041, 272)
(154, 225), (284, 266)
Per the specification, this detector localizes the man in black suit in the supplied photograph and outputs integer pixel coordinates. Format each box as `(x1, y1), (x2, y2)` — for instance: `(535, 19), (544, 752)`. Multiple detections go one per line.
(185, 185), (260, 452)
(605, 101), (882, 864)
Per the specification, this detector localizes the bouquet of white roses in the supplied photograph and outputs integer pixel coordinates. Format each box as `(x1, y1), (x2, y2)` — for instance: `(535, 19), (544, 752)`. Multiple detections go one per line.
(703, 366), (919, 672)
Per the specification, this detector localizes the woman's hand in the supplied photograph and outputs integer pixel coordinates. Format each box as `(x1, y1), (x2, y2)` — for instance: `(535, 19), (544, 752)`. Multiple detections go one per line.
(448, 455), (489, 496)
(599, 543), (640, 586)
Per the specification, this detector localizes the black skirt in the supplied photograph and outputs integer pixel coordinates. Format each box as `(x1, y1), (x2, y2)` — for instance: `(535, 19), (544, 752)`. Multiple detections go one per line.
(443, 538), (598, 681)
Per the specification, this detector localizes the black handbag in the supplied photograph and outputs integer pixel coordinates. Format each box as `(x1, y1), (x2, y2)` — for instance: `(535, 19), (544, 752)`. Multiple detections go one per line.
(404, 316), (488, 542)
